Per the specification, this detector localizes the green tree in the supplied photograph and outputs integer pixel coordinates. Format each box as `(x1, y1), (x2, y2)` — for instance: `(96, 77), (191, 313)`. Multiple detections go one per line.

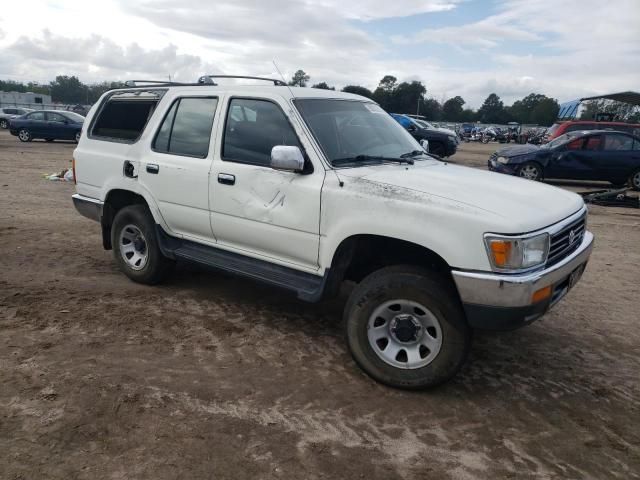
(49, 75), (86, 103)
(372, 75), (398, 110)
(392, 81), (427, 114)
(342, 85), (373, 98)
(420, 98), (441, 120)
(311, 82), (335, 90)
(442, 96), (466, 121)
(477, 93), (509, 123)
(289, 69), (310, 87)
(509, 93), (559, 125)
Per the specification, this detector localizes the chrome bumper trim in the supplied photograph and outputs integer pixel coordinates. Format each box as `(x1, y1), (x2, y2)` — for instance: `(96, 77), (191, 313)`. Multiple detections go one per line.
(452, 231), (594, 308)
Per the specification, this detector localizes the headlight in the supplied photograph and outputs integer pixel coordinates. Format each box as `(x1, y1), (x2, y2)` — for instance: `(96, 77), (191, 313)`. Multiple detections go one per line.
(497, 156), (509, 164)
(484, 233), (549, 271)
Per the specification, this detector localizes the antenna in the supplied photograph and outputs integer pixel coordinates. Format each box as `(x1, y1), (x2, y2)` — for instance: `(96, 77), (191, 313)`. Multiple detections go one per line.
(272, 60), (296, 99)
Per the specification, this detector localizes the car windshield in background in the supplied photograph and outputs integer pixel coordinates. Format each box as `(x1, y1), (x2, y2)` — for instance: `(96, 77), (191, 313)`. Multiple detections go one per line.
(294, 99), (425, 167)
(62, 111), (85, 122)
(543, 132), (580, 149)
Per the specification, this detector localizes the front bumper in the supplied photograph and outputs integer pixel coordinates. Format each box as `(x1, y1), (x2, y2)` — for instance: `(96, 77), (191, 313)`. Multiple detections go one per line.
(452, 230), (594, 330)
(72, 193), (103, 222)
(487, 158), (517, 175)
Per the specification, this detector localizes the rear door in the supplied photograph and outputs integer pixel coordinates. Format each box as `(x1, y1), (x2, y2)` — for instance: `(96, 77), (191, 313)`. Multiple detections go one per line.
(137, 95), (219, 242)
(25, 111), (47, 136)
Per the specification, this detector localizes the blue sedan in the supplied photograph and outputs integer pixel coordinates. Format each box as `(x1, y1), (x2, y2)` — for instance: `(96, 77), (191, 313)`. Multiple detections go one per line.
(488, 130), (640, 190)
(9, 110), (84, 143)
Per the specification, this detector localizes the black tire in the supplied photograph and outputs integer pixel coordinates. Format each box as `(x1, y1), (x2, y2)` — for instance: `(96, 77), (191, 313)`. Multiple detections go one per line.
(430, 142), (446, 157)
(111, 205), (174, 285)
(18, 128), (32, 142)
(0, 119), (8, 129)
(45, 138), (54, 142)
(74, 131), (81, 143)
(628, 169), (640, 191)
(344, 266), (471, 389)
(517, 161), (543, 181)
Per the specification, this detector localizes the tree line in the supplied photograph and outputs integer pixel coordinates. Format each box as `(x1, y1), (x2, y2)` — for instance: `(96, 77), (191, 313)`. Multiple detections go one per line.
(3, 72), (636, 125)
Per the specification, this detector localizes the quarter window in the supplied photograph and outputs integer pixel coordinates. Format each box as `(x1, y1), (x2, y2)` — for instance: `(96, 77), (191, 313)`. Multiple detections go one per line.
(92, 99), (158, 142)
(222, 98), (301, 166)
(153, 97), (218, 158)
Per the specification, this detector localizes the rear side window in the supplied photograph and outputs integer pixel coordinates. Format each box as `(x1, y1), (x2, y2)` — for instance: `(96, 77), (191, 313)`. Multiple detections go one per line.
(28, 112), (45, 121)
(91, 99), (158, 142)
(153, 97), (218, 158)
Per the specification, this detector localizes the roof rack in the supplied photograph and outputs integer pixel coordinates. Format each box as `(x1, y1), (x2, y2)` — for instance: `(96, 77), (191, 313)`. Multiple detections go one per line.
(123, 80), (187, 87)
(197, 75), (287, 86)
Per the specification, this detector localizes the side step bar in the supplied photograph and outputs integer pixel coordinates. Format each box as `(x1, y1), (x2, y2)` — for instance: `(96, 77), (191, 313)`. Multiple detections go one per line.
(155, 226), (328, 302)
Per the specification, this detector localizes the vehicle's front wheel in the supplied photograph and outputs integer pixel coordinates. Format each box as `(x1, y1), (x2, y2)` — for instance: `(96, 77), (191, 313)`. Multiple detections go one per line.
(111, 205), (174, 285)
(18, 129), (32, 142)
(628, 169), (640, 191)
(518, 161), (542, 181)
(0, 119), (8, 129)
(345, 266), (471, 389)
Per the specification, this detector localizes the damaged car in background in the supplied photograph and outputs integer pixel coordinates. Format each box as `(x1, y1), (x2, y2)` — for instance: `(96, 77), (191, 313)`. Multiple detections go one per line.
(489, 130), (640, 190)
(72, 76), (594, 389)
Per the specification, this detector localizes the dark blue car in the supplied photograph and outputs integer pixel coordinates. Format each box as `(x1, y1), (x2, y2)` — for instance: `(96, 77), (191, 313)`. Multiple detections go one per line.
(9, 110), (84, 143)
(488, 130), (640, 190)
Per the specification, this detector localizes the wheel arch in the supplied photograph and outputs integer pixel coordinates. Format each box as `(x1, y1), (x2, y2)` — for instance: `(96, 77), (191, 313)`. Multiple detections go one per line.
(322, 234), (458, 300)
(101, 189), (151, 250)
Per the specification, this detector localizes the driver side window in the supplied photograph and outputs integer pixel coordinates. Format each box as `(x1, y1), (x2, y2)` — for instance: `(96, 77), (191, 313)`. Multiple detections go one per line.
(222, 98), (301, 167)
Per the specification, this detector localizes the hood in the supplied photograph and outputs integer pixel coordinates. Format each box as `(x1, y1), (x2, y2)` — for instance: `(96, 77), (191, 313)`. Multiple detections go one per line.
(497, 144), (539, 157)
(434, 127), (456, 137)
(338, 161), (584, 233)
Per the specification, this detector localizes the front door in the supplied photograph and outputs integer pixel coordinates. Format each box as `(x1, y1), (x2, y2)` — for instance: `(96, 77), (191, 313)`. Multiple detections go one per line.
(25, 111), (47, 137)
(209, 97), (324, 271)
(137, 96), (219, 242)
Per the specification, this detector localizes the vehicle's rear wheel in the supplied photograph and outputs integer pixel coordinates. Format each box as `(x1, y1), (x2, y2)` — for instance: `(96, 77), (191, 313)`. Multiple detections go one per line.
(518, 161), (542, 181)
(18, 129), (32, 142)
(628, 170), (640, 191)
(0, 119), (8, 129)
(344, 266), (471, 389)
(111, 205), (174, 284)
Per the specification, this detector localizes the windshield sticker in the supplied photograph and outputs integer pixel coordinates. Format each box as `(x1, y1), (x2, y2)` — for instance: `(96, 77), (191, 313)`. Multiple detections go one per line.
(364, 103), (385, 113)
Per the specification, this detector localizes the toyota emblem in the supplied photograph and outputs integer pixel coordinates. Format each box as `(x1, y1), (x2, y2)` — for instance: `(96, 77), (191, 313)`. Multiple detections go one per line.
(568, 229), (576, 244)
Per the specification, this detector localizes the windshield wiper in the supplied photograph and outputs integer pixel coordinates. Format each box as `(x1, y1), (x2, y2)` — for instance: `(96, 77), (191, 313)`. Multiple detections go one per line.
(400, 150), (425, 158)
(332, 154), (414, 166)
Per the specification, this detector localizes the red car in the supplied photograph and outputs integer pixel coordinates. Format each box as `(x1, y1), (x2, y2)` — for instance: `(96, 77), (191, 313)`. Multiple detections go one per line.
(546, 120), (640, 142)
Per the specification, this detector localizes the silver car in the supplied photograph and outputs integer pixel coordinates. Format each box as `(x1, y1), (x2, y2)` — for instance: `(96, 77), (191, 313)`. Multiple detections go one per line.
(0, 107), (34, 129)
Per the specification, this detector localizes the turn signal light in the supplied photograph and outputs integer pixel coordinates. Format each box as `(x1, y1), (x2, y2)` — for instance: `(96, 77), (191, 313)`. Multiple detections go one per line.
(489, 240), (511, 267)
(531, 286), (552, 304)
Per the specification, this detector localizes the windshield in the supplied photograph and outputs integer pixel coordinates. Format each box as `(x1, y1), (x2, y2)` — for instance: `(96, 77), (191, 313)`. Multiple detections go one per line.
(544, 132), (581, 149)
(415, 119), (434, 129)
(295, 99), (425, 167)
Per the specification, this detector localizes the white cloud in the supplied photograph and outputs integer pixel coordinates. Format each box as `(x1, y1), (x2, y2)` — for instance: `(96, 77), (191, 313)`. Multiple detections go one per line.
(0, 0), (638, 109)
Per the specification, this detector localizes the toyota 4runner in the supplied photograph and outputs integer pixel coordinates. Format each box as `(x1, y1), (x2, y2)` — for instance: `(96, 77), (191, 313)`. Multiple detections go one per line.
(72, 76), (594, 389)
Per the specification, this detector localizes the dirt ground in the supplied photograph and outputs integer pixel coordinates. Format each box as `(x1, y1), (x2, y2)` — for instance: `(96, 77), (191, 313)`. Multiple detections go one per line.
(1, 131), (639, 480)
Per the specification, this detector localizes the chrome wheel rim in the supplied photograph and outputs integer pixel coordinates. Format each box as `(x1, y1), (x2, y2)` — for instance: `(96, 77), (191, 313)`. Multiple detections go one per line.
(18, 130), (29, 141)
(0, 120), (7, 128)
(367, 299), (443, 369)
(119, 224), (148, 271)
(520, 164), (539, 180)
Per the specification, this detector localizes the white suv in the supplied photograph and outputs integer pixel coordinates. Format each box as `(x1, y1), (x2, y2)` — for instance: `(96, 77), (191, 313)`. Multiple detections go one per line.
(72, 76), (594, 389)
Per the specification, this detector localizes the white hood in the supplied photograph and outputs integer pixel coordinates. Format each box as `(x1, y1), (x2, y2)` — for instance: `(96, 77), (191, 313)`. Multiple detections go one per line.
(338, 160), (584, 233)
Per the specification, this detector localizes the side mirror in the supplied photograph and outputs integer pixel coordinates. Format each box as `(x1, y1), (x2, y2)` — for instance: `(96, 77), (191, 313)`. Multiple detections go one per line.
(420, 139), (430, 152)
(271, 146), (304, 172)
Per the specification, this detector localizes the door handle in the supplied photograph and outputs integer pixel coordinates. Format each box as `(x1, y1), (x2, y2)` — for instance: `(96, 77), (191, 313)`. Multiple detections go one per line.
(218, 173), (235, 185)
(146, 163), (160, 174)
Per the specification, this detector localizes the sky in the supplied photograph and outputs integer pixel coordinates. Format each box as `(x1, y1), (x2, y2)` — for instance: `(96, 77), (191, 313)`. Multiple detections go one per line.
(0, 0), (638, 108)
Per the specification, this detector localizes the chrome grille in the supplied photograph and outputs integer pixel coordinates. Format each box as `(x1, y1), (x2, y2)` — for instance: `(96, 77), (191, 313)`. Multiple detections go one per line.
(547, 213), (586, 267)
